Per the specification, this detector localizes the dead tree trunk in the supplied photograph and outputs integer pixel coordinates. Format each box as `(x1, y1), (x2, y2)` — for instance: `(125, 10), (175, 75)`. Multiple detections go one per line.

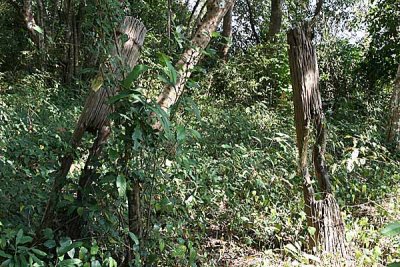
(219, 5), (233, 61)
(387, 64), (400, 151)
(158, 0), (235, 111)
(287, 22), (347, 258)
(38, 17), (146, 236)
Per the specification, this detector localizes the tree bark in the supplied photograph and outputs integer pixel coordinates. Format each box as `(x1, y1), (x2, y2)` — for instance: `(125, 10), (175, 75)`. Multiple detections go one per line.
(157, 0), (235, 111)
(244, 0), (260, 44)
(267, 0), (283, 42)
(387, 64), (400, 150)
(23, 0), (43, 49)
(219, 5), (233, 60)
(287, 22), (347, 258)
(186, 0), (202, 36)
(62, 1), (83, 84)
(38, 17), (146, 236)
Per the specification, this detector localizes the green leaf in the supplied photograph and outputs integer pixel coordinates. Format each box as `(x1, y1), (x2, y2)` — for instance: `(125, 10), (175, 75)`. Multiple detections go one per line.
(116, 175), (127, 197)
(59, 258), (82, 266)
(172, 244), (187, 258)
(0, 250), (12, 259)
(307, 226), (316, 236)
(381, 221), (400, 236)
(16, 229), (23, 245)
(31, 248), (47, 257)
(77, 207), (84, 216)
(122, 64), (148, 89)
(19, 254), (28, 266)
(44, 239), (56, 249)
(33, 25), (44, 34)
(388, 262), (400, 267)
(57, 239), (83, 256)
(18, 236), (33, 245)
(176, 125), (186, 142)
(90, 244), (99, 255)
(211, 31), (221, 38)
(159, 239), (165, 252)
(128, 232), (139, 246)
(43, 228), (54, 240)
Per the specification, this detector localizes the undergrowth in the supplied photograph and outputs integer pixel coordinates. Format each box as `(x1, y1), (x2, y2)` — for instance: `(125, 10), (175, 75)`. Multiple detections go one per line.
(0, 72), (399, 266)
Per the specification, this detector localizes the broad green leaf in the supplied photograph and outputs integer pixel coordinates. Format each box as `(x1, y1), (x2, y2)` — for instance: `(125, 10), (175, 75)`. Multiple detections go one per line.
(128, 232), (139, 246)
(381, 221), (400, 236)
(388, 262), (400, 267)
(90, 244), (99, 255)
(18, 236), (33, 245)
(16, 229), (23, 245)
(19, 254), (28, 266)
(59, 258), (82, 266)
(122, 64), (148, 89)
(0, 250), (12, 258)
(57, 240), (83, 256)
(31, 248), (47, 257)
(116, 175), (127, 197)
(44, 239), (56, 249)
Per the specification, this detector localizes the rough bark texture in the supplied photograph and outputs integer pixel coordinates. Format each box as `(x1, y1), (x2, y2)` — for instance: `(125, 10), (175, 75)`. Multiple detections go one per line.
(219, 5), (233, 60)
(245, 0), (260, 44)
(387, 64), (400, 150)
(267, 0), (283, 42)
(39, 17), (146, 234)
(157, 0), (235, 111)
(287, 22), (346, 258)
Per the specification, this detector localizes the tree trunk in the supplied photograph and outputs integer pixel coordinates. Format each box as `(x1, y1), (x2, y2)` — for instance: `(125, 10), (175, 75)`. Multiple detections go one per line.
(62, 0), (83, 84)
(38, 17), (146, 235)
(387, 64), (400, 150)
(244, 0), (260, 44)
(186, 0), (202, 36)
(267, 0), (283, 42)
(157, 0), (235, 111)
(23, 0), (43, 49)
(287, 22), (347, 258)
(191, 1), (208, 38)
(219, 5), (233, 60)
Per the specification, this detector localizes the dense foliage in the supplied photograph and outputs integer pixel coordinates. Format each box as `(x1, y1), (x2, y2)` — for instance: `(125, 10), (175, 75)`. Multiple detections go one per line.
(0, 0), (399, 266)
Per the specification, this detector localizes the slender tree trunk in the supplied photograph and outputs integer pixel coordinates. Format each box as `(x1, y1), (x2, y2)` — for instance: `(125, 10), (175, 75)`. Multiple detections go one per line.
(267, 0), (283, 42)
(219, 5), (233, 60)
(167, 0), (172, 42)
(191, 1), (207, 38)
(244, 0), (260, 44)
(287, 22), (347, 258)
(38, 17), (147, 236)
(186, 0), (201, 36)
(23, 0), (43, 49)
(158, 0), (235, 111)
(387, 64), (400, 150)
